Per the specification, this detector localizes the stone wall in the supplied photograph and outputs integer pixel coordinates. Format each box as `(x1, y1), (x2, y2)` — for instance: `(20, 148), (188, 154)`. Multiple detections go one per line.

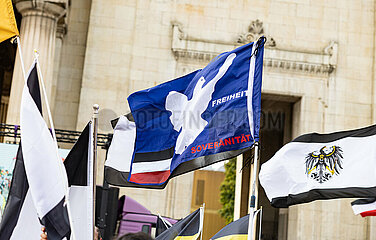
(60, 0), (376, 237)
(53, 0), (92, 131)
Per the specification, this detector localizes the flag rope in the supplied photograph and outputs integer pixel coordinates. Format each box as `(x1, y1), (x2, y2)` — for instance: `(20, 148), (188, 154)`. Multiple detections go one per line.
(34, 51), (77, 240)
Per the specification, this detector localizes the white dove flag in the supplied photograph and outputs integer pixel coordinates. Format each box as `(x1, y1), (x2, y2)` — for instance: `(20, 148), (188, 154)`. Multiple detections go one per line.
(105, 38), (265, 186)
(259, 125), (376, 208)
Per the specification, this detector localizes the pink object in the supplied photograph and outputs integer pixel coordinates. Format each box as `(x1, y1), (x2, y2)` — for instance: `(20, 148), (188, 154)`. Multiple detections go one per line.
(117, 195), (177, 235)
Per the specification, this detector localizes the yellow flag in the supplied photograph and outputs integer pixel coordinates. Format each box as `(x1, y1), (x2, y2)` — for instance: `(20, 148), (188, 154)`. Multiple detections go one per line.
(0, 0), (19, 43)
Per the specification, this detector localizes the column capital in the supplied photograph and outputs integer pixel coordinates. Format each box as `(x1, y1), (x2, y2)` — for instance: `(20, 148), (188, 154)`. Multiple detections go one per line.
(14, 0), (68, 21)
(56, 23), (66, 39)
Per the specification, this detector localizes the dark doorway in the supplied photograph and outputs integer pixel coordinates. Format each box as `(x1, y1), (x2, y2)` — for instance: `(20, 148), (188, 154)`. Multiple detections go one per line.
(0, 40), (16, 123)
(256, 98), (294, 240)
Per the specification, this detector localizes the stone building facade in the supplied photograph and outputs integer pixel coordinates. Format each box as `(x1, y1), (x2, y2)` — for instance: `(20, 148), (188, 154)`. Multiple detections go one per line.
(2, 0), (376, 239)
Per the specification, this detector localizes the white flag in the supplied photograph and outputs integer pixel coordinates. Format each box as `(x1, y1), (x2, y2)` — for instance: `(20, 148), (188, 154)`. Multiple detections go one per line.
(20, 60), (71, 238)
(259, 125), (376, 208)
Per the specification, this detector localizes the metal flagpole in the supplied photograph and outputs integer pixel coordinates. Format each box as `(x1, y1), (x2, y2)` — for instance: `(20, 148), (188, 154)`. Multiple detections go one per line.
(14, 37), (26, 81)
(200, 203), (205, 240)
(258, 207), (263, 240)
(246, 36), (266, 240)
(92, 104), (99, 239)
(247, 142), (260, 240)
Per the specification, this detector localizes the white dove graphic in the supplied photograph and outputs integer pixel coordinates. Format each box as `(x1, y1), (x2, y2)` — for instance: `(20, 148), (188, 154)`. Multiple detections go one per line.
(166, 53), (236, 155)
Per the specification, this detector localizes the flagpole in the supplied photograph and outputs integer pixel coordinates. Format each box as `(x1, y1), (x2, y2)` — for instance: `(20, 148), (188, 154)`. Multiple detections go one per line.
(258, 207), (263, 240)
(33, 51), (77, 239)
(246, 37), (266, 240)
(92, 104), (99, 239)
(34, 51), (58, 143)
(14, 36), (26, 82)
(247, 142), (260, 240)
(200, 203), (205, 240)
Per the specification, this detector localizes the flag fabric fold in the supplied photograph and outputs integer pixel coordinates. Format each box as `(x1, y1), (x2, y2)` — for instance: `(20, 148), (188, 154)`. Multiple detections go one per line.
(0, 121), (92, 239)
(64, 123), (90, 186)
(155, 214), (171, 237)
(0, 61), (47, 239)
(106, 38), (265, 186)
(0, 0), (19, 43)
(0, 61), (71, 240)
(259, 124), (376, 208)
(351, 198), (376, 217)
(0, 144), (36, 239)
(210, 214), (249, 240)
(63, 122), (94, 239)
(20, 60), (70, 239)
(155, 207), (203, 240)
(105, 116), (247, 189)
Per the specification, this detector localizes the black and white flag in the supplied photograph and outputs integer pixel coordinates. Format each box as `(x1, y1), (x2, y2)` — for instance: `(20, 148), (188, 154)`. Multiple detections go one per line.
(259, 125), (376, 208)
(64, 122), (94, 240)
(0, 61), (71, 239)
(155, 214), (172, 237)
(0, 62), (44, 240)
(155, 207), (204, 240)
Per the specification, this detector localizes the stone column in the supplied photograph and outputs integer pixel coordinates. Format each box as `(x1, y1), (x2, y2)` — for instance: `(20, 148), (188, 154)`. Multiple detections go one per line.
(51, 23), (66, 110)
(6, 0), (67, 124)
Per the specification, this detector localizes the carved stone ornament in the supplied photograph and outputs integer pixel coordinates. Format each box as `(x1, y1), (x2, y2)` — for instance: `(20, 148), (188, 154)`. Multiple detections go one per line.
(237, 19), (276, 47)
(171, 21), (337, 76)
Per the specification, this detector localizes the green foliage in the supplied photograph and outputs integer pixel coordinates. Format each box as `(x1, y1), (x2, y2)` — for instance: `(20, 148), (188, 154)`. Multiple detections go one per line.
(218, 158), (236, 224)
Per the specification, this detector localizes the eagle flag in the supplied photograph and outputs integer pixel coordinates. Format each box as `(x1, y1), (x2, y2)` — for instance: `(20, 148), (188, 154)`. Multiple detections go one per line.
(105, 38), (265, 186)
(351, 198), (376, 217)
(0, 0), (19, 43)
(210, 214), (249, 240)
(259, 124), (376, 208)
(155, 207), (204, 240)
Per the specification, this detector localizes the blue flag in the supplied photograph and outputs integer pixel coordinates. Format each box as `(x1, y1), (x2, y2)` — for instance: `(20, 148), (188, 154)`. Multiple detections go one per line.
(127, 39), (265, 185)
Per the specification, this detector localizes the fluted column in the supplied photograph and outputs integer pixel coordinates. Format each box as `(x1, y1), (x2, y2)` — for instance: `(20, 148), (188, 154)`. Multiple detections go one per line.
(52, 23), (66, 110)
(6, 0), (67, 124)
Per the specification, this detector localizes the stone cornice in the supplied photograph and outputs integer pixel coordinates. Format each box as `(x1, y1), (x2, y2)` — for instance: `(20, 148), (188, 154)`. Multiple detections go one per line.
(171, 21), (337, 76)
(14, 0), (68, 21)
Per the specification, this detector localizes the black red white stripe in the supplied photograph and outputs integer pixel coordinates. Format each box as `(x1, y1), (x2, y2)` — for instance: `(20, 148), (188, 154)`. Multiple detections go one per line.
(105, 115), (246, 188)
(351, 198), (376, 217)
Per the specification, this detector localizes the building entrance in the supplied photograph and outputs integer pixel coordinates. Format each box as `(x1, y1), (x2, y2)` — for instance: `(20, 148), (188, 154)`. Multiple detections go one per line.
(256, 97), (295, 240)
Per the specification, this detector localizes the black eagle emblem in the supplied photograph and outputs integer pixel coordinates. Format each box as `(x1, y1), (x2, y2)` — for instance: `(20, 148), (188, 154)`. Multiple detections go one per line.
(305, 146), (343, 183)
